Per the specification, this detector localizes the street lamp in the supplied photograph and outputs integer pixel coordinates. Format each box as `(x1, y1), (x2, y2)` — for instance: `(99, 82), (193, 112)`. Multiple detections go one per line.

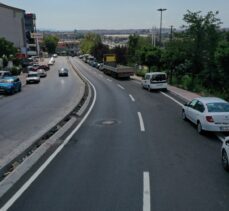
(157, 8), (167, 45)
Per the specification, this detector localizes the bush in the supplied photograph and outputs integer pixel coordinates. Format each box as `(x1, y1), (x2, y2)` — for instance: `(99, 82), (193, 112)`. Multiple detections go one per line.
(181, 75), (192, 90)
(136, 69), (147, 77)
(11, 66), (21, 75)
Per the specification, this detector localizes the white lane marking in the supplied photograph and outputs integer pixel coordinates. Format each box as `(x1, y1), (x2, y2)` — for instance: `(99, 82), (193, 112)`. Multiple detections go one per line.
(143, 172), (151, 211)
(138, 112), (145, 132)
(0, 66), (97, 211)
(160, 91), (183, 107)
(106, 78), (112, 82)
(129, 94), (135, 102)
(117, 84), (125, 90)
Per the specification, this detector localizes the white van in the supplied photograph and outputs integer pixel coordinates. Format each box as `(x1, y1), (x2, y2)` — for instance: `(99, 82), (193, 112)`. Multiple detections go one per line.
(142, 72), (167, 91)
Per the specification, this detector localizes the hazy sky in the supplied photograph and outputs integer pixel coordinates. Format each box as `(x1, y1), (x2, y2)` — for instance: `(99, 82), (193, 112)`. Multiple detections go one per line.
(1, 0), (229, 30)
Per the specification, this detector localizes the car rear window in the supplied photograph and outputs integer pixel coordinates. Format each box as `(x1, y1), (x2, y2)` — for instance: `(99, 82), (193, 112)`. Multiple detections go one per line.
(207, 102), (229, 112)
(151, 74), (166, 81)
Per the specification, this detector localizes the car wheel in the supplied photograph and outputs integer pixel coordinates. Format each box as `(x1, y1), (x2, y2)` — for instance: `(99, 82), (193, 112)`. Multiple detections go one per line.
(182, 110), (187, 120)
(222, 150), (229, 171)
(18, 86), (21, 92)
(197, 121), (203, 134)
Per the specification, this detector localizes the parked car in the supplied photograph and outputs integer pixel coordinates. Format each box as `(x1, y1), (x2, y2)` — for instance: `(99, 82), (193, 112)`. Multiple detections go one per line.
(37, 69), (47, 77)
(222, 138), (229, 171)
(26, 72), (40, 84)
(182, 97), (229, 134)
(0, 76), (22, 95)
(20, 58), (33, 67)
(58, 68), (69, 77)
(48, 57), (55, 65)
(38, 65), (50, 71)
(0, 70), (12, 79)
(142, 72), (168, 91)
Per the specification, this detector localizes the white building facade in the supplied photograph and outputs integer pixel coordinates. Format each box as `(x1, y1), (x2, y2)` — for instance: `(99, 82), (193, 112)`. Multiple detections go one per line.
(0, 3), (26, 52)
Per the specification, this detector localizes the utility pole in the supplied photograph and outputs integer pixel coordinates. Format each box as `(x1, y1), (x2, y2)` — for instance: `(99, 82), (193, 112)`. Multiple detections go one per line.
(170, 25), (173, 41)
(151, 26), (156, 47)
(157, 8), (167, 46)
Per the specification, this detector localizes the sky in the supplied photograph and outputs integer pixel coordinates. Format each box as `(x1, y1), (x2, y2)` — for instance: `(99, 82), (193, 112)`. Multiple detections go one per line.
(1, 0), (229, 30)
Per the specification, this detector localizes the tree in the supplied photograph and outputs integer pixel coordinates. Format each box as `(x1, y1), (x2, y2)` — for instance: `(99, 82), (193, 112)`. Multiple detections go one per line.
(111, 46), (128, 65)
(80, 33), (109, 61)
(137, 46), (162, 72)
(0, 38), (17, 57)
(215, 39), (229, 96)
(162, 38), (192, 83)
(43, 35), (59, 54)
(127, 34), (139, 64)
(183, 10), (221, 84)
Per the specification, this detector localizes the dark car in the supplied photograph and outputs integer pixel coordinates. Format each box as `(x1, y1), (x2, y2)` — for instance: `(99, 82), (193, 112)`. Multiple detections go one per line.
(58, 68), (69, 77)
(0, 76), (22, 95)
(38, 65), (50, 71)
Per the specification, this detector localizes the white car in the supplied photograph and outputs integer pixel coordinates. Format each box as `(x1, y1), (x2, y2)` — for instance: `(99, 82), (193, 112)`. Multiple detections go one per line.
(182, 97), (229, 134)
(222, 138), (229, 171)
(142, 72), (167, 91)
(48, 57), (55, 65)
(26, 72), (40, 84)
(37, 69), (47, 77)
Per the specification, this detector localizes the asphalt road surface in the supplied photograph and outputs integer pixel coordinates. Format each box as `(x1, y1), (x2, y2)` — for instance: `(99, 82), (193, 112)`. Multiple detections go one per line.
(6, 57), (229, 211)
(0, 57), (84, 166)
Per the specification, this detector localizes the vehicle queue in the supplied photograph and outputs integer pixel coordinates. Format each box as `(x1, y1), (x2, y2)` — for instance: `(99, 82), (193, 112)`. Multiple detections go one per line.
(0, 55), (62, 95)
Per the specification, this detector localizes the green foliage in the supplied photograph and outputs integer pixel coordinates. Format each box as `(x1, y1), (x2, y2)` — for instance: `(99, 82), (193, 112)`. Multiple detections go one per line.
(0, 38), (17, 57)
(11, 66), (21, 76)
(136, 69), (147, 77)
(183, 10), (221, 78)
(43, 35), (59, 54)
(111, 46), (128, 65)
(80, 33), (109, 61)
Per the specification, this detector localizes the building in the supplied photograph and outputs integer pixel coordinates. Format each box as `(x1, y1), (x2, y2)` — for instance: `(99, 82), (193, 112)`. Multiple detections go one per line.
(25, 13), (38, 56)
(0, 3), (26, 53)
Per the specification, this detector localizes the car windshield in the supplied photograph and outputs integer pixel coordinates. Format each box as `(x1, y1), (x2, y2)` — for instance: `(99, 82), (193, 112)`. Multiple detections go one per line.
(207, 102), (229, 112)
(0, 78), (13, 83)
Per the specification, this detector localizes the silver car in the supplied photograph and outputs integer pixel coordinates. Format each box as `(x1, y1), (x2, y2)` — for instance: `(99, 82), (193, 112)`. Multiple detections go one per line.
(37, 69), (47, 77)
(222, 138), (229, 171)
(26, 72), (40, 84)
(182, 97), (229, 134)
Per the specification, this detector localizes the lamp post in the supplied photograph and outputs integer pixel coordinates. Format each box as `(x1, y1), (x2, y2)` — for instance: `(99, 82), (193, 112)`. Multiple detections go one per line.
(157, 8), (167, 45)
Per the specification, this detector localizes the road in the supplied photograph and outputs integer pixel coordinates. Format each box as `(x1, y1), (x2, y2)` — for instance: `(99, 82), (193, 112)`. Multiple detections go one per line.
(5, 57), (229, 211)
(0, 57), (84, 166)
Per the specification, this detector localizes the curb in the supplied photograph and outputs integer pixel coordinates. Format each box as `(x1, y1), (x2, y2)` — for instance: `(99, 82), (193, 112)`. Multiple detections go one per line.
(167, 88), (190, 102)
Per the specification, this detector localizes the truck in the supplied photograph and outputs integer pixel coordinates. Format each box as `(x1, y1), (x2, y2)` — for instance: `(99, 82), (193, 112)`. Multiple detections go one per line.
(102, 54), (134, 79)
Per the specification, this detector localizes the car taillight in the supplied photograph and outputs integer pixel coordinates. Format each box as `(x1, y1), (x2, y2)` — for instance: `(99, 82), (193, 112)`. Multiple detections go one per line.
(206, 116), (214, 123)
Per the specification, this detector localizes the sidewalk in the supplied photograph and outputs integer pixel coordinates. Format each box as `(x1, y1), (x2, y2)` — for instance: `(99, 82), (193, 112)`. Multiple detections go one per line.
(130, 74), (200, 102)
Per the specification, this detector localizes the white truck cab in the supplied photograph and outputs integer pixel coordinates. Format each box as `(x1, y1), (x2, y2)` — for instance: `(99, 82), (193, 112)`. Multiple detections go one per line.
(142, 72), (167, 91)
